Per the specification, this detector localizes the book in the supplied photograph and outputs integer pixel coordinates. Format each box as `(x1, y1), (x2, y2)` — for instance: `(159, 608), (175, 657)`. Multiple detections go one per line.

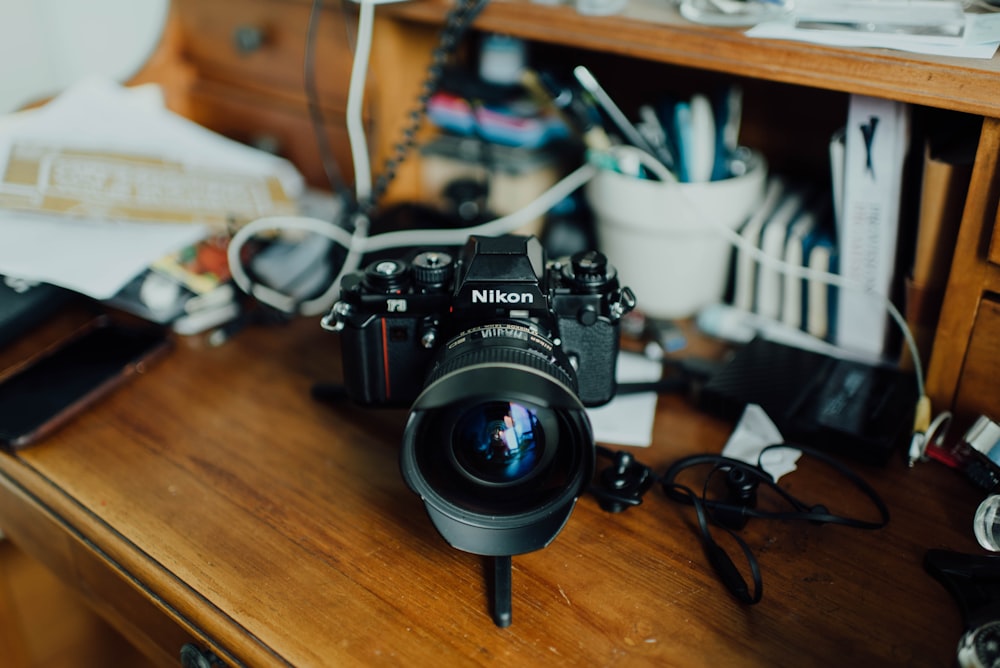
(900, 125), (976, 370)
(829, 126), (846, 230)
(834, 94), (911, 357)
(803, 226), (838, 341)
(755, 186), (809, 320)
(781, 201), (821, 330)
(732, 176), (786, 313)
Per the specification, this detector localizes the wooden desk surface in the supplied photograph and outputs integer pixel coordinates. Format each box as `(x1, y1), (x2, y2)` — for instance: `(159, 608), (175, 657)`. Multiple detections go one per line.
(0, 316), (985, 666)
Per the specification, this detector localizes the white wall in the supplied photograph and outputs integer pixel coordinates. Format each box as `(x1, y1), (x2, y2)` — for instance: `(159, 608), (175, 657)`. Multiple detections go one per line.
(0, 0), (169, 113)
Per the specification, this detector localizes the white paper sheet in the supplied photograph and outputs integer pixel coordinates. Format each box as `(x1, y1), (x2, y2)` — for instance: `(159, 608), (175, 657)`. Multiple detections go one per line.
(0, 78), (304, 193)
(748, 13), (1000, 59)
(0, 78), (305, 299)
(587, 351), (663, 447)
(0, 211), (206, 299)
(721, 403), (800, 481)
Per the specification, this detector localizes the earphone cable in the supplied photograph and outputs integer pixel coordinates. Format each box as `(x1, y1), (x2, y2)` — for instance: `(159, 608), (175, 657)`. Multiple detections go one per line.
(593, 444), (889, 604)
(668, 481), (763, 605)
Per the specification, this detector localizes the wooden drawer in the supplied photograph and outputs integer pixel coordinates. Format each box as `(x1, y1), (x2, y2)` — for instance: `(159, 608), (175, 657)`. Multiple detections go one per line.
(186, 79), (355, 190)
(927, 117), (1000, 419)
(174, 0), (355, 112)
(72, 543), (231, 668)
(954, 295), (1000, 422)
(991, 205), (1000, 267)
(0, 480), (76, 582)
(0, 472), (228, 668)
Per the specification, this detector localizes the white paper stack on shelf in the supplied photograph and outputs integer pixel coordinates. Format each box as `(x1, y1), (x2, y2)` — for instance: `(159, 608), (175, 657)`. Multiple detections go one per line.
(747, 0), (1000, 59)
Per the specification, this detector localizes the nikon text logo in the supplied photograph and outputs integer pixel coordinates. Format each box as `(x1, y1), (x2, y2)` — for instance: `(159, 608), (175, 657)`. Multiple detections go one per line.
(472, 289), (534, 305)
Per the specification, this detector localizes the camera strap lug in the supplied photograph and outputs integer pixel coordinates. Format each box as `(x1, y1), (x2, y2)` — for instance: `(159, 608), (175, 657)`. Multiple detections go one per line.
(609, 286), (637, 321)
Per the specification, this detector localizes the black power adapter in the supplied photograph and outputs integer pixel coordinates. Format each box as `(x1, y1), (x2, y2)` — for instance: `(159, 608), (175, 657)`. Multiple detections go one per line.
(698, 337), (918, 465)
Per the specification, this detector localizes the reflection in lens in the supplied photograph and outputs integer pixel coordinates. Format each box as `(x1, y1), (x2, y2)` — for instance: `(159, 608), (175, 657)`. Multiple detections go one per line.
(454, 402), (543, 485)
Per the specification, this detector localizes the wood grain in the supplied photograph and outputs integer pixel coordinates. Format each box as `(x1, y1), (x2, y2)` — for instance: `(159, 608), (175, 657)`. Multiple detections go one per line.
(379, 0), (1000, 116)
(0, 318), (985, 666)
(953, 297), (1000, 423)
(926, 118), (1000, 420)
(1, 1), (996, 663)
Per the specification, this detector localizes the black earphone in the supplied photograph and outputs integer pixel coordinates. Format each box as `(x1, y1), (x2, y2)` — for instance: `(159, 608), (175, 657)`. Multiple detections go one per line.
(592, 444), (890, 605)
(590, 448), (656, 513)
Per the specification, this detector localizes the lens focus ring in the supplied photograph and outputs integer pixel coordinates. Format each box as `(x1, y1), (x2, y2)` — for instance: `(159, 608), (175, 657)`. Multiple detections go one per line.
(425, 337), (577, 395)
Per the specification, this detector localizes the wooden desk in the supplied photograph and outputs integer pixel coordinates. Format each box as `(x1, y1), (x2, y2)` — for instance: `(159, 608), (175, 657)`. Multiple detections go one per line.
(0, 316), (986, 666)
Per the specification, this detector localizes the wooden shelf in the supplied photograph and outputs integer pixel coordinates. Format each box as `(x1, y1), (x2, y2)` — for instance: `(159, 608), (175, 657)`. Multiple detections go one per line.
(381, 0), (1000, 118)
(368, 0), (1000, 420)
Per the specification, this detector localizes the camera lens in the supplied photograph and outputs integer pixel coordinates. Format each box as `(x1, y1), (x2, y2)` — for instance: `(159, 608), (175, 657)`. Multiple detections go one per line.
(400, 322), (595, 557)
(451, 401), (555, 487)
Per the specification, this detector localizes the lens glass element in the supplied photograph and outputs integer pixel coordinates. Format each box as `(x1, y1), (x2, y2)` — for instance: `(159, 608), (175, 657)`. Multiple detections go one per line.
(453, 401), (545, 485)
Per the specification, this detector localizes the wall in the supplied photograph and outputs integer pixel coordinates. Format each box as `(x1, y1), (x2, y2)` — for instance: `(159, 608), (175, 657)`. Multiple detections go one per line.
(0, 0), (169, 113)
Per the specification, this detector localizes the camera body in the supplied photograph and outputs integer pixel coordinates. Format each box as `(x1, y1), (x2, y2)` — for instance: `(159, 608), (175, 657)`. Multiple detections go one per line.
(329, 235), (636, 408)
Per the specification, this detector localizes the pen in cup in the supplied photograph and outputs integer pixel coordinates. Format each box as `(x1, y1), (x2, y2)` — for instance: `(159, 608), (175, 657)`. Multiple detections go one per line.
(637, 104), (678, 173)
(712, 84), (743, 180)
(686, 93), (716, 183)
(532, 69), (613, 151)
(572, 65), (676, 177)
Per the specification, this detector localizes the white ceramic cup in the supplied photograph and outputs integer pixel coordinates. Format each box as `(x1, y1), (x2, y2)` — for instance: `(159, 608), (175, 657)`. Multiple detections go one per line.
(586, 150), (767, 319)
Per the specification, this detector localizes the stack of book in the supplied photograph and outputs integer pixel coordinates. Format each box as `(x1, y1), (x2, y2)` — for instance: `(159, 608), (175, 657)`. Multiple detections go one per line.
(730, 175), (838, 344)
(726, 94), (976, 367)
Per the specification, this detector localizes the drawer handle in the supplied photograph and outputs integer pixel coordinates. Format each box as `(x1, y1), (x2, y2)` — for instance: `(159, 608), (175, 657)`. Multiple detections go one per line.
(180, 642), (224, 668)
(232, 25), (266, 54)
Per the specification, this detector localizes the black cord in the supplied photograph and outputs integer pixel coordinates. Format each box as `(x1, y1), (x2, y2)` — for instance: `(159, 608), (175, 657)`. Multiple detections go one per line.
(660, 444), (890, 530)
(592, 443), (890, 606)
(366, 0), (492, 212)
(305, 0), (354, 204)
(676, 481), (763, 604)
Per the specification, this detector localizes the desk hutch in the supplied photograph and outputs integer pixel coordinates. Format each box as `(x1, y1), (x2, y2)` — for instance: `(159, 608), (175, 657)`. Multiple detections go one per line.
(0, 1), (997, 666)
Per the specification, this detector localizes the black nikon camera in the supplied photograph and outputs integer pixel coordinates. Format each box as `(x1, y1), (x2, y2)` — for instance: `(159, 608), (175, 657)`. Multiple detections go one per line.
(329, 234), (634, 409)
(323, 234), (635, 624)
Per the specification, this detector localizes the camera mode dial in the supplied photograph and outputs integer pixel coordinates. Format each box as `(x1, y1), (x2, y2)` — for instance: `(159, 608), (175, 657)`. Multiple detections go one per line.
(563, 250), (615, 293)
(364, 259), (410, 293)
(412, 251), (454, 291)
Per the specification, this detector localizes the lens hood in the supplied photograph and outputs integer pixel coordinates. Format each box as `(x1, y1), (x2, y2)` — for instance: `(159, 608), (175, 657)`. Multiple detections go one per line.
(401, 362), (595, 557)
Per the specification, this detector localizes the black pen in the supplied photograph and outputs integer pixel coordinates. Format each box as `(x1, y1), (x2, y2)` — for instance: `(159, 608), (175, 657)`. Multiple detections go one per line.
(532, 69), (612, 151)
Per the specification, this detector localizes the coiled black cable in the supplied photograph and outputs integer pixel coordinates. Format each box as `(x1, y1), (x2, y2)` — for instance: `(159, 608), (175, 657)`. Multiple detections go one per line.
(591, 443), (891, 606)
(365, 0), (492, 213)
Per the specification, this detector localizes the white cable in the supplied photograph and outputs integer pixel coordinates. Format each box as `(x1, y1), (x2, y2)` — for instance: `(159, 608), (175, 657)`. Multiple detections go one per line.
(231, 141), (924, 400)
(347, 1), (375, 204)
(227, 161), (597, 316)
(307, 212), (370, 316)
(615, 144), (926, 400)
(234, 0), (926, 398)
(359, 161), (597, 252)
(227, 215), (351, 316)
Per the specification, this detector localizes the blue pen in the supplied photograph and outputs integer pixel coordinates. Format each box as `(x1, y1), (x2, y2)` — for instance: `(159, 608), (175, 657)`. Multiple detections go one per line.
(712, 85), (743, 180)
(671, 101), (692, 183)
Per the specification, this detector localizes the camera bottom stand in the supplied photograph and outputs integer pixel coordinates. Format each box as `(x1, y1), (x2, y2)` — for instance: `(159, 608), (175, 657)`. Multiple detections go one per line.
(490, 555), (513, 628)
